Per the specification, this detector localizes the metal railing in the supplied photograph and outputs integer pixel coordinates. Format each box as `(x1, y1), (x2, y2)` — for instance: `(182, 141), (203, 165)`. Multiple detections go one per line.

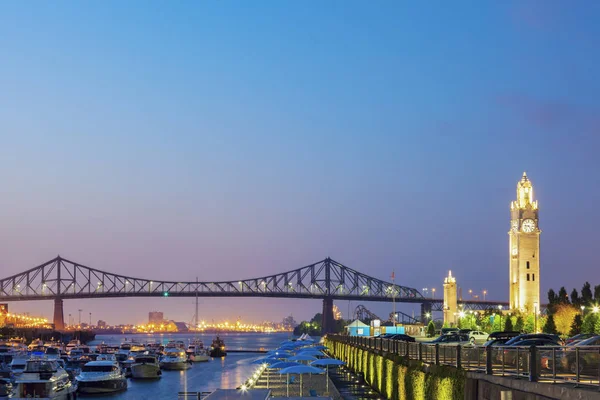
(328, 335), (600, 388)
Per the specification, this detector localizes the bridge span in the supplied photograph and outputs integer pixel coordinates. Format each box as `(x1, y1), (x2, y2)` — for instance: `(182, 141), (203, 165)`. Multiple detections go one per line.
(0, 256), (507, 332)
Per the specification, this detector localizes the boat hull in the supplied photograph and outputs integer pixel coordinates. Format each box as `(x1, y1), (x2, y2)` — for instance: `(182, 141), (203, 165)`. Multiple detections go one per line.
(188, 353), (210, 362)
(209, 350), (227, 358)
(160, 361), (191, 370)
(77, 378), (127, 394)
(130, 363), (162, 379)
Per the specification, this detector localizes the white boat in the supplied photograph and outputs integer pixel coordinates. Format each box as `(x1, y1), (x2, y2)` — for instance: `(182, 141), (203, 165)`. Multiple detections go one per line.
(96, 353), (117, 362)
(9, 357), (27, 376)
(12, 358), (77, 400)
(65, 340), (80, 353)
(186, 340), (209, 362)
(130, 355), (162, 379)
(160, 349), (191, 370)
(115, 342), (132, 362)
(75, 360), (127, 394)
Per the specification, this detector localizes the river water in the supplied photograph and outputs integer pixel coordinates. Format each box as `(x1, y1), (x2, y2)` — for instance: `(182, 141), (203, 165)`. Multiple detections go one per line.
(85, 332), (294, 399)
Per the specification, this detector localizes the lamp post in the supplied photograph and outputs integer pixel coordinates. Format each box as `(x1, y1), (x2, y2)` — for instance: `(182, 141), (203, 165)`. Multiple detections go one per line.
(482, 290), (487, 301)
(432, 288), (436, 299)
(581, 305), (585, 316)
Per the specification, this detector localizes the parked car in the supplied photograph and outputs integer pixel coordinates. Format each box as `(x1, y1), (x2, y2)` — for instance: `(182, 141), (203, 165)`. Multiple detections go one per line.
(468, 331), (489, 344)
(486, 331), (521, 341)
(427, 333), (470, 345)
(388, 334), (416, 343)
(558, 335), (600, 374)
(504, 334), (563, 346)
(441, 328), (459, 335)
(565, 333), (597, 345)
(499, 338), (559, 367)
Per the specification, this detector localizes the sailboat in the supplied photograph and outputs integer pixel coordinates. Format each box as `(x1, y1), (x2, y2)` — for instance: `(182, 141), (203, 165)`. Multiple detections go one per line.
(187, 278), (210, 362)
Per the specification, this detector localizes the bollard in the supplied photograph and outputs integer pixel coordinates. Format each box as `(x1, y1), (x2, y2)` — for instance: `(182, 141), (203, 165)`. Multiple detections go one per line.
(529, 345), (538, 382)
(486, 345), (493, 375)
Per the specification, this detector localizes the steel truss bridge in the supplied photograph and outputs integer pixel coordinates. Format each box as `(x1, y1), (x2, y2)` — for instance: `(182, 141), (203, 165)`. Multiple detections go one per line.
(0, 256), (508, 332)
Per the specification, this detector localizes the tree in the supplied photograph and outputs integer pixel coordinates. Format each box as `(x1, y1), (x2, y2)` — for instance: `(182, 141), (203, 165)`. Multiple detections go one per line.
(570, 288), (580, 307)
(581, 313), (598, 334)
(595, 285), (600, 303)
(427, 320), (436, 337)
(504, 316), (513, 332)
(515, 315), (524, 332)
(547, 289), (557, 305)
(581, 282), (593, 305)
(570, 314), (583, 336)
(543, 314), (557, 334)
(558, 287), (570, 304)
(553, 304), (579, 336)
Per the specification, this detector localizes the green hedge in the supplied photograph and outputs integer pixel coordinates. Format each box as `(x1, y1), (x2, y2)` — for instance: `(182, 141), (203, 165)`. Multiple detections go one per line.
(325, 338), (466, 400)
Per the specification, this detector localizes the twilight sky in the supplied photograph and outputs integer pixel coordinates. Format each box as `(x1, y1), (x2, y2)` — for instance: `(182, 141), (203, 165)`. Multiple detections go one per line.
(1, 1), (599, 325)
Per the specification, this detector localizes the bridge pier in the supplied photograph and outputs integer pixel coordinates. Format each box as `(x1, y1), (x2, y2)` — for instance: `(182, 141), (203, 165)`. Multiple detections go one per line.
(420, 302), (433, 324)
(321, 297), (335, 334)
(53, 297), (65, 331)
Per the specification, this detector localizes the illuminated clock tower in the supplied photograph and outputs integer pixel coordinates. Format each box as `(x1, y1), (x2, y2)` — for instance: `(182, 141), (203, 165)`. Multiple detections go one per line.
(509, 172), (540, 313)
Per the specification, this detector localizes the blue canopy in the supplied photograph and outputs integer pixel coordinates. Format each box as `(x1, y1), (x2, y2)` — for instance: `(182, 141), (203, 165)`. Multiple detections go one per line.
(311, 359), (345, 366)
(279, 365), (324, 375)
(268, 361), (302, 369)
(289, 354), (318, 362)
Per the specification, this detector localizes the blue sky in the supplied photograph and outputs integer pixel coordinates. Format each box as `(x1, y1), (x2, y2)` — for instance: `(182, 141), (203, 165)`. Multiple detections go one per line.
(1, 1), (599, 325)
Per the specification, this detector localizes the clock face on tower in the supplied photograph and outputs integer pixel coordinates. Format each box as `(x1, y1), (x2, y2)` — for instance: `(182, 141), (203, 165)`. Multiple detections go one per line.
(522, 219), (536, 233)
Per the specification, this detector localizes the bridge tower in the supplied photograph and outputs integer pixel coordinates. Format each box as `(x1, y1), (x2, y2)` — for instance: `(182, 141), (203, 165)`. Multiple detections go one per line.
(509, 172), (541, 313)
(53, 298), (65, 330)
(321, 297), (335, 334)
(443, 270), (458, 326)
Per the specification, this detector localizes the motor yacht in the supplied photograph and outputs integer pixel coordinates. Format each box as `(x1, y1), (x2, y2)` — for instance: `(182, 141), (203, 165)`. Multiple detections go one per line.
(186, 340), (209, 362)
(0, 366), (13, 398)
(115, 342), (132, 363)
(130, 355), (161, 379)
(75, 360), (127, 394)
(9, 357), (27, 376)
(12, 358), (76, 400)
(65, 340), (80, 354)
(159, 349), (191, 370)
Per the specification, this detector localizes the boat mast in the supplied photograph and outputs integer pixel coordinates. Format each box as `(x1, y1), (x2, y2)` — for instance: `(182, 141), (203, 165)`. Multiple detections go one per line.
(194, 277), (199, 330)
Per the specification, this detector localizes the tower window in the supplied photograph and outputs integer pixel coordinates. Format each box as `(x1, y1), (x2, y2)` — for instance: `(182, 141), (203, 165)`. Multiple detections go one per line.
(526, 261), (530, 269)
(533, 274), (535, 281)
(527, 274), (530, 281)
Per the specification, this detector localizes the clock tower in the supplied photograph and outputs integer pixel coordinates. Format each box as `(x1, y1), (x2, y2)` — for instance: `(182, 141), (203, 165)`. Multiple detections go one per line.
(509, 172), (541, 313)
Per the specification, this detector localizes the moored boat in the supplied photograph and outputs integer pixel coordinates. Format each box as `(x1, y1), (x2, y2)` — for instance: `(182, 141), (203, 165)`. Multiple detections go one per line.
(209, 336), (227, 358)
(130, 355), (161, 379)
(12, 358), (77, 400)
(186, 340), (209, 362)
(75, 360), (127, 394)
(160, 349), (191, 370)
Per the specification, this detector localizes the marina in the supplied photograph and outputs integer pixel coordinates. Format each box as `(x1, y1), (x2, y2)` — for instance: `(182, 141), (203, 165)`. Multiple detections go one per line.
(0, 333), (309, 399)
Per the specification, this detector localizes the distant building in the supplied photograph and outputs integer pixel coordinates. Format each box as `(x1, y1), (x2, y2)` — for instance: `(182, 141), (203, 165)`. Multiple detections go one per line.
(149, 311), (164, 324)
(97, 320), (107, 327)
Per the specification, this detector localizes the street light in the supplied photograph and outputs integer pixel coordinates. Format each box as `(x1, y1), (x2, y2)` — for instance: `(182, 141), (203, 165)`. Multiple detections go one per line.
(581, 305), (585, 316)
(431, 288), (436, 299)
(482, 290), (487, 301)
(468, 289), (473, 298)
(593, 306), (599, 314)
